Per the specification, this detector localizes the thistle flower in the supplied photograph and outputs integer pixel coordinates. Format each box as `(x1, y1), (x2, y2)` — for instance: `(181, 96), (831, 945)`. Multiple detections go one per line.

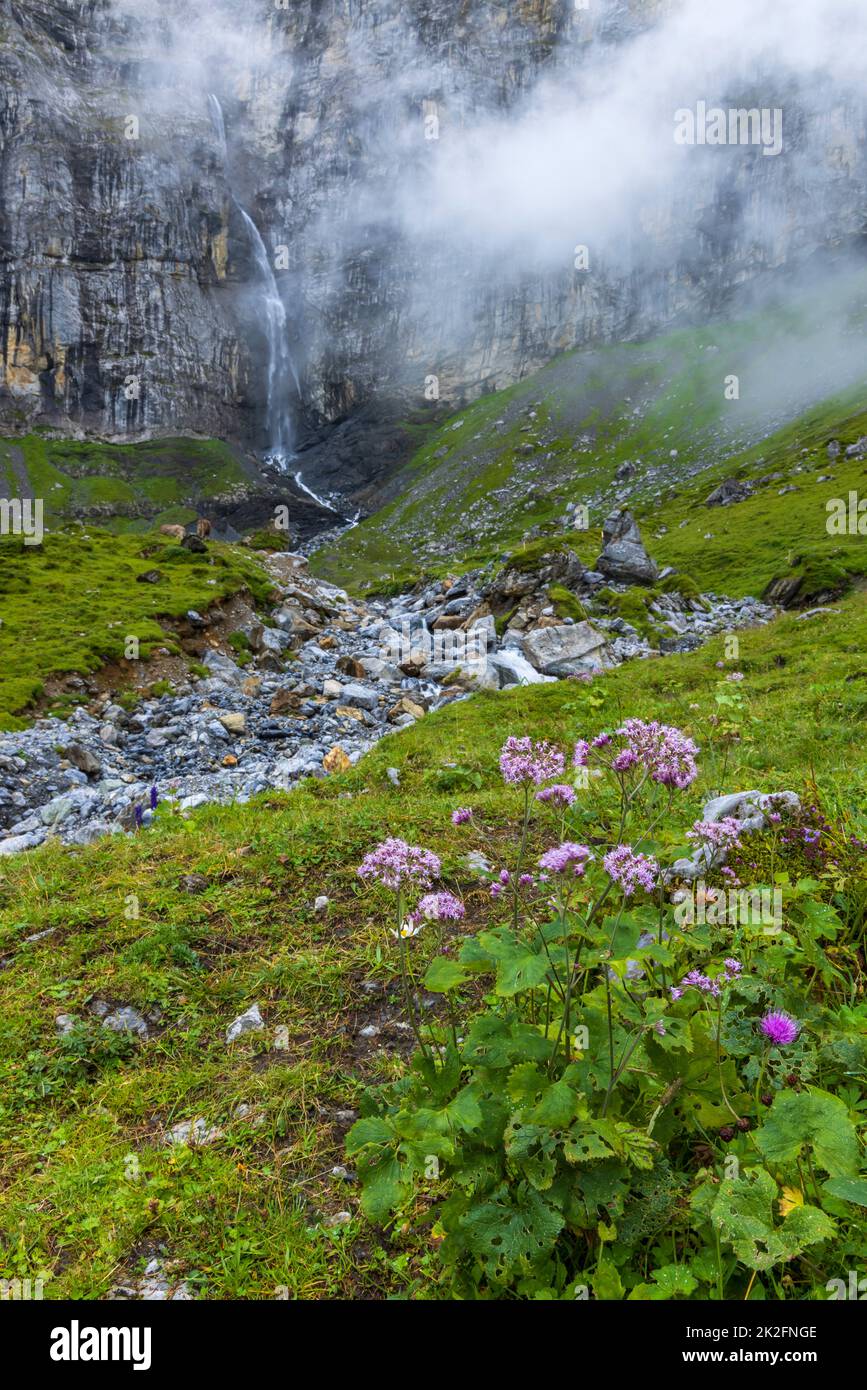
(499, 736), (565, 786)
(539, 841), (593, 876)
(418, 891), (465, 922)
(603, 844), (658, 895)
(760, 1011), (800, 1045)
(451, 807), (472, 825)
(357, 838), (441, 891)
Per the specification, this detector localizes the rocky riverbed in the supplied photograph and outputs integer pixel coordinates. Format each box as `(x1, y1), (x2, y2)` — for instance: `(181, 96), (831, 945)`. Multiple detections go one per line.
(0, 525), (774, 856)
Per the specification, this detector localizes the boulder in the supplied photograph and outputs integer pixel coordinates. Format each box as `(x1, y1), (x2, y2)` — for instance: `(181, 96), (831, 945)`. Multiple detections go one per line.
(705, 477), (754, 507)
(488, 649), (556, 687)
(596, 510), (658, 585)
(519, 622), (609, 676)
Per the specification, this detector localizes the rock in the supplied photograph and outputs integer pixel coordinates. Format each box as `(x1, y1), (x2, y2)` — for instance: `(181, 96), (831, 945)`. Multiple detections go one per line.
(335, 705), (366, 722)
(314, 895), (329, 915)
(336, 654), (366, 678)
(386, 766), (400, 786)
(705, 477), (754, 507)
(136, 569), (162, 584)
(179, 873), (210, 894)
(325, 1210), (352, 1227)
(845, 435), (867, 458)
(388, 696), (425, 722)
(519, 622), (609, 675)
(596, 510), (658, 585)
(55, 1013), (79, 1036)
(218, 712), (246, 735)
(336, 682), (379, 711)
(65, 743), (102, 776)
(323, 745), (352, 774)
(269, 687), (304, 715)
(762, 575), (802, 607)
(101, 1005), (151, 1039)
(166, 1118), (223, 1147)
(181, 533), (207, 553)
(203, 649), (245, 686)
(488, 649), (556, 687)
(226, 1003), (264, 1044)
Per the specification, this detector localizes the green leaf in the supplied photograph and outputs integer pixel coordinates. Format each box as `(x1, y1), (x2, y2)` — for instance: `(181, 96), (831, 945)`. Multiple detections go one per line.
(345, 1115), (393, 1154)
(710, 1167), (835, 1271)
(460, 1183), (564, 1273)
(357, 1153), (408, 1223)
(564, 1123), (615, 1165)
(592, 1257), (623, 1301)
(755, 1088), (860, 1177)
(493, 946), (552, 996)
(529, 1081), (578, 1128)
(822, 1176), (867, 1208)
(423, 956), (469, 993)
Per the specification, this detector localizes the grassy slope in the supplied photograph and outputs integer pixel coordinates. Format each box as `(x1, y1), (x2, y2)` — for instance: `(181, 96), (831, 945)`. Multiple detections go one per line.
(0, 531), (273, 728)
(0, 592), (864, 1298)
(0, 434), (257, 533)
(311, 278), (867, 598)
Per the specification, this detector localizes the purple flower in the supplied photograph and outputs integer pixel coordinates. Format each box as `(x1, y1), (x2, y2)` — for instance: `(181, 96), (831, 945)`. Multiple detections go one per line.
(452, 807), (472, 825)
(500, 736), (565, 786)
(592, 733), (612, 748)
(653, 1020), (667, 1036)
(760, 1011), (800, 1046)
(603, 844), (658, 895)
(149, 785), (158, 811)
(418, 891), (465, 922)
(611, 748), (638, 773)
(724, 958), (742, 977)
(134, 804), (143, 830)
(688, 816), (742, 850)
(617, 718), (699, 790)
(573, 740), (590, 768)
(357, 838), (441, 891)
(536, 784), (576, 806)
(498, 868), (511, 885)
(726, 671), (745, 683)
(539, 842), (594, 876)
(490, 882), (504, 899)
(518, 873), (535, 887)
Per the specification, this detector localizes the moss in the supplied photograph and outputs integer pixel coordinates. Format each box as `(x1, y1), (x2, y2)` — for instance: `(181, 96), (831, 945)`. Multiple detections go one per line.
(657, 573), (701, 600)
(548, 585), (587, 621)
(247, 529), (289, 552)
(596, 587), (664, 643)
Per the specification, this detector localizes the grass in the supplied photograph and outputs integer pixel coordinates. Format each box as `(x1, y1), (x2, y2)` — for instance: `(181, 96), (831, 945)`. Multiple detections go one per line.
(311, 268), (867, 598)
(0, 530), (273, 728)
(0, 587), (864, 1298)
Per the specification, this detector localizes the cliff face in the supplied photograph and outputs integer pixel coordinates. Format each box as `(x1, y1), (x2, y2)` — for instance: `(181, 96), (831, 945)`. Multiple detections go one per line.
(1, 0), (865, 496)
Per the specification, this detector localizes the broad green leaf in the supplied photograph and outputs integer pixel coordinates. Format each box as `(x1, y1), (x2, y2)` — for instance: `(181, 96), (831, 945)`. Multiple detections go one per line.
(822, 1175), (867, 1208)
(710, 1166), (835, 1271)
(357, 1153), (408, 1222)
(755, 1088), (860, 1177)
(423, 956), (469, 993)
(460, 1183), (564, 1272)
(345, 1115), (393, 1154)
(592, 1257), (623, 1301)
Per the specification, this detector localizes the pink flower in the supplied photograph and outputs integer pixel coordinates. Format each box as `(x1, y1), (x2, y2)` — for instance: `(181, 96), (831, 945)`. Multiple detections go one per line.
(538, 842), (594, 875)
(500, 736), (565, 786)
(617, 718), (699, 790)
(687, 816), (742, 850)
(536, 784), (576, 806)
(573, 740), (590, 768)
(357, 838), (441, 891)
(760, 1011), (800, 1045)
(418, 891), (465, 922)
(451, 807), (472, 825)
(603, 844), (658, 895)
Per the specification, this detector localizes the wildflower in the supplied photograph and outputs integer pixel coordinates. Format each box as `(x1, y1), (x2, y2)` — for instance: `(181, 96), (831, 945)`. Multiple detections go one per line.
(726, 671), (745, 682)
(603, 844), (658, 895)
(357, 838), (441, 891)
(536, 784), (576, 806)
(653, 1019), (667, 1036)
(715, 660), (725, 669)
(572, 740), (590, 768)
(592, 732), (612, 748)
(134, 804), (143, 829)
(618, 718), (699, 790)
(499, 868), (511, 885)
(687, 816), (742, 850)
(611, 748), (638, 773)
(499, 736), (565, 786)
(724, 957), (742, 977)
(149, 785), (158, 811)
(391, 917), (423, 939)
(451, 807), (472, 825)
(539, 842), (593, 876)
(518, 873), (535, 887)
(670, 986), (683, 1000)
(490, 882), (504, 899)
(760, 1011), (800, 1045)
(418, 891), (465, 922)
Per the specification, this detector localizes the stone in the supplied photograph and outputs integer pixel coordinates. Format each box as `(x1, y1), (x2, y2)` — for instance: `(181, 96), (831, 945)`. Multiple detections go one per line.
(269, 687), (303, 715)
(314, 895), (329, 915)
(519, 622), (609, 675)
(705, 477), (754, 507)
(218, 712), (246, 735)
(596, 510), (658, 585)
(101, 1005), (151, 1038)
(335, 705), (365, 722)
(488, 649), (556, 687)
(65, 743), (102, 775)
(203, 649), (245, 687)
(226, 1003), (264, 1044)
(337, 682), (379, 711)
(388, 696), (425, 721)
(323, 745), (352, 774)
(136, 569), (162, 584)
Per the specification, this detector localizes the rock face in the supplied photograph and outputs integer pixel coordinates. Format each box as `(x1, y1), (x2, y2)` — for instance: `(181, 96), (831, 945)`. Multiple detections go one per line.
(596, 511), (659, 586)
(1, 0), (865, 494)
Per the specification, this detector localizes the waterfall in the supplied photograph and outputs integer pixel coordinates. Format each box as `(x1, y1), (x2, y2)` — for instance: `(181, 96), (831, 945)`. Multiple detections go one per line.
(208, 94), (295, 464)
